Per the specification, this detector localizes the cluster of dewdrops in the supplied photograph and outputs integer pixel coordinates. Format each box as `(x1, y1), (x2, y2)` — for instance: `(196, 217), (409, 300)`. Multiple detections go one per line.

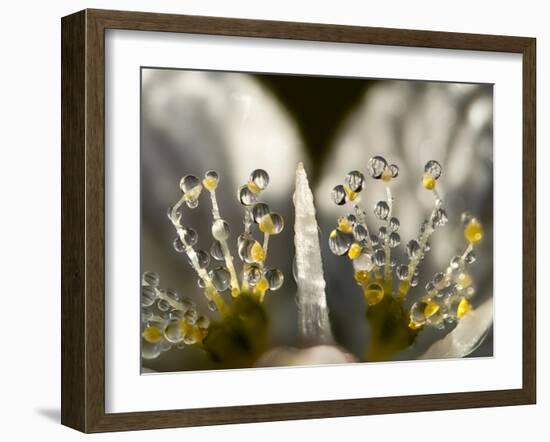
(141, 169), (285, 360)
(329, 155), (483, 331)
(141, 271), (209, 360)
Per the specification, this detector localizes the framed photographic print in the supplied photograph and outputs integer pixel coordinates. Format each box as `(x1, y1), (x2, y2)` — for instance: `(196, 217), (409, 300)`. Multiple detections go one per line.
(61, 9), (536, 433)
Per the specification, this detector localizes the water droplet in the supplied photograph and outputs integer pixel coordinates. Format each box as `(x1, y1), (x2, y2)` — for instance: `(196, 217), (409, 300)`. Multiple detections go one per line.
(410, 301), (427, 326)
(237, 237), (254, 263)
(406, 240), (421, 259)
(397, 265), (409, 280)
(184, 309), (198, 324)
(179, 297), (195, 312)
(195, 249), (210, 268)
(208, 300), (218, 312)
(345, 170), (365, 192)
(238, 185), (257, 205)
(433, 272), (446, 289)
(331, 185), (347, 205)
(426, 303), (445, 328)
(354, 253), (374, 272)
(164, 289), (180, 302)
(157, 298), (171, 311)
(250, 169), (270, 191)
(141, 338), (161, 360)
(378, 226), (388, 239)
(406, 239), (420, 259)
(461, 211), (473, 226)
(252, 203), (270, 223)
(433, 208), (448, 227)
(180, 175), (202, 207)
(424, 160), (442, 179)
(259, 213), (284, 235)
(374, 201), (390, 220)
(244, 264), (262, 287)
(424, 241), (431, 252)
(142, 271), (160, 287)
(389, 164), (399, 178)
(389, 217), (400, 232)
(450, 255), (461, 269)
(209, 267), (231, 291)
(182, 228), (198, 247)
(180, 175), (200, 193)
(439, 284), (457, 298)
(367, 155), (388, 179)
(265, 268), (284, 291)
(353, 224), (368, 241)
(173, 237), (185, 253)
(370, 234), (379, 247)
(167, 205), (181, 222)
(465, 251), (477, 264)
(373, 248), (386, 266)
(211, 219), (230, 241)
(203, 170), (219, 191)
(389, 232), (401, 248)
(141, 285), (156, 307)
(163, 320), (183, 343)
(425, 281), (435, 292)
(329, 229), (353, 256)
(210, 240), (224, 261)
(183, 333), (197, 345)
(169, 309), (185, 320)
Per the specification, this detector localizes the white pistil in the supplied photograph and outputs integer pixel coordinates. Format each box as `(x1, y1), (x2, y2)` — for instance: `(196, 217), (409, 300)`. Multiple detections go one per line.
(294, 162), (334, 345)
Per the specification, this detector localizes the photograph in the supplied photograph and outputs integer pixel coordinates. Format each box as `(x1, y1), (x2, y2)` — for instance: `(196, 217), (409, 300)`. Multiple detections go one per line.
(139, 68), (494, 372)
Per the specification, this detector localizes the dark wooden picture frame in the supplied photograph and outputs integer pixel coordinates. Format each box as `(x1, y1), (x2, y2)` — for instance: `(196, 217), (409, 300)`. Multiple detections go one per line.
(61, 8), (536, 433)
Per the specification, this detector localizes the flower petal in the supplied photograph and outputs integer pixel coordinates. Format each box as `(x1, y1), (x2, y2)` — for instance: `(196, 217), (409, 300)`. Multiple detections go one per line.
(419, 297), (493, 359)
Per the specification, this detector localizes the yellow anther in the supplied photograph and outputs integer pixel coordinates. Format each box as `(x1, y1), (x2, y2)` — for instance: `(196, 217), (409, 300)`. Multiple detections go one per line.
(363, 282), (385, 306)
(422, 172), (436, 190)
(348, 243), (362, 260)
(343, 183), (358, 201)
(424, 301), (440, 318)
(253, 277), (270, 302)
(259, 214), (275, 234)
(247, 180), (261, 194)
(231, 287), (240, 298)
(456, 297), (472, 318)
(338, 218), (353, 233)
(464, 219), (483, 244)
(408, 320), (424, 330)
(456, 272), (472, 289)
(142, 326), (162, 343)
(354, 270), (371, 285)
(179, 320), (207, 343)
(202, 177), (218, 191)
(250, 241), (266, 263)
(381, 167), (393, 182)
(398, 280), (410, 296)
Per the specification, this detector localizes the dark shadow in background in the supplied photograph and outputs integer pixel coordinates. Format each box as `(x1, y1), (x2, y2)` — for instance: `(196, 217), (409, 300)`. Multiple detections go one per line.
(257, 75), (374, 182)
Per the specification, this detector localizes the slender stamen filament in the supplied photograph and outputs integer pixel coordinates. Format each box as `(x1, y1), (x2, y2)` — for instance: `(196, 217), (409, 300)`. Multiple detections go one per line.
(383, 185), (393, 289)
(399, 193), (441, 299)
(208, 188), (241, 295)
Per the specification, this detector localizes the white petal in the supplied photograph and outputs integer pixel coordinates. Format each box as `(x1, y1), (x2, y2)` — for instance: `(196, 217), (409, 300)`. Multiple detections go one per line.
(256, 345), (357, 367)
(419, 297), (493, 359)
